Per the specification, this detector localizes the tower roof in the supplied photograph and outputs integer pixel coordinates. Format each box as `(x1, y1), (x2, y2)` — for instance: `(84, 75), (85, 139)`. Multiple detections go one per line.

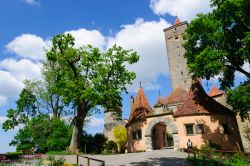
(165, 87), (189, 105)
(130, 87), (152, 120)
(173, 16), (181, 25)
(208, 86), (223, 97)
(174, 80), (232, 117)
(154, 95), (164, 107)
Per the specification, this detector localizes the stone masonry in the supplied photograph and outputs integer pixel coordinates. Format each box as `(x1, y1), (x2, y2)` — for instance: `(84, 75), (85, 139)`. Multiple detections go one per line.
(164, 21), (192, 91)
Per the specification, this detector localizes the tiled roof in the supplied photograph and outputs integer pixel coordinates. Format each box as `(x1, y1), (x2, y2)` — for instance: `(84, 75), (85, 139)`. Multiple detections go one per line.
(174, 80), (232, 117)
(208, 86), (223, 97)
(154, 95), (164, 107)
(165, 87), (189, 105)
(130, 87), (152, 120)
(174, 17), (180, 25)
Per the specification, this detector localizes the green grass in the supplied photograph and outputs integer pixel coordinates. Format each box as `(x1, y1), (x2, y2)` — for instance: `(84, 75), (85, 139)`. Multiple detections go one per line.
(45, 150), (73, 155)
(188, 155), (250, 166)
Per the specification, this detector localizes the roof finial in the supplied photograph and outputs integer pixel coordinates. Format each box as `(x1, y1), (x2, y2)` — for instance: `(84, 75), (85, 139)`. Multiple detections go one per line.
(158, 90), (161, 96)
(173, 15), (180, 25)
(139, 82), (142, 88)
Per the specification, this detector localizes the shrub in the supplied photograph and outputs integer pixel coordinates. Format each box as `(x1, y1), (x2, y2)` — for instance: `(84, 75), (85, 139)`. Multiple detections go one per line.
(105, 140), (118, 153)
(6, 152), (22, 159)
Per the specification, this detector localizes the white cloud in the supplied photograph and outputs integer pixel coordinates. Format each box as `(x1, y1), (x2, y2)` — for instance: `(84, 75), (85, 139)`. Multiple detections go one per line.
(150, 0), (212, 22)
(0, 70), (24, 97)
(0, 58), (42, 99)
(6, 34), (50, 60)
(0, 59), (42, 81)
(65, 29), (106, 49)
(108, 18), (170, 91)
(87, 116), (104, 127)
(23, 0), (40, 5)
(0, 96), (7, 106)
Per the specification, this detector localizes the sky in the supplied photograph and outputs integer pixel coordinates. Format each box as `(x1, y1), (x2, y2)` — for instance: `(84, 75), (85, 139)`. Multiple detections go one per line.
(0, 0), (221, 153)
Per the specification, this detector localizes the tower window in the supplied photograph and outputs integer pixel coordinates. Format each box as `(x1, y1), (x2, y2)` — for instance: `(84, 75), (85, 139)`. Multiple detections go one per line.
(195, 124), (204, 134)
(175, 37), (178, 40)
(132, 129), (142, 140)
(177, 46), (179, 48)
(181, 71), (183, 75)
(222, 124), (230, 134)
(185, 124), (194, 135)
(179, 53), (180, 56)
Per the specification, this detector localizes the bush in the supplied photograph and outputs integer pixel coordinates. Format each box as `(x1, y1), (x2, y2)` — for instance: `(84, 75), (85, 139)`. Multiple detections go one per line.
(105, 140), (118, 153)
(82, 132), (107, 154)
(6, 152), (22, 159)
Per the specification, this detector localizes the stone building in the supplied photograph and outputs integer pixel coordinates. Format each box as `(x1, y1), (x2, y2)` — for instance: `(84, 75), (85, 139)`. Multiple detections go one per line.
(126, 17), (244, 152)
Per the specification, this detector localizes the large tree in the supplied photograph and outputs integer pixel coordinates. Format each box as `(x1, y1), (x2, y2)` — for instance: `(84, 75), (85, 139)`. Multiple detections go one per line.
(183, 0), (250, 119)
(46, 34), (139, 152)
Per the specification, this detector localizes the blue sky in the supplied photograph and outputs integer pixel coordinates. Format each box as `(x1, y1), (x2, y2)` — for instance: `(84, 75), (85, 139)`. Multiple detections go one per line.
(0, 0), (218, 153)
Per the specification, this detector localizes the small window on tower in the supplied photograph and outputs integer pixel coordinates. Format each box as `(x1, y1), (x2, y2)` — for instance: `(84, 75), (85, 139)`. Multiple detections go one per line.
(179, 53), (180, 56)
(175, 36), (178, 40)
(184, 80), (187, 83)
(181, 71), (183, 75)
(177, 46), (179, 48)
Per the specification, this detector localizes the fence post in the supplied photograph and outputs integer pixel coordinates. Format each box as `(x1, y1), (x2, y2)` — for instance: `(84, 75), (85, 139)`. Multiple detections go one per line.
(87, 157), (90, 166)
(188, 149), (190, 158)
(76, 155), (79, 165)
(102, 161), (105, 166)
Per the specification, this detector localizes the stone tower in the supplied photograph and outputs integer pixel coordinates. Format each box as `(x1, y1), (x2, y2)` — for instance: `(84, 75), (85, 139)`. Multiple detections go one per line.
(163, 17), (192, 91)
(103, 110), (126, 141)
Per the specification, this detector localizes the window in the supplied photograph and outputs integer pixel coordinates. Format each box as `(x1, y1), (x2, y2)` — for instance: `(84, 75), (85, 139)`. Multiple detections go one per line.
(175, 36), (179, 40)
(222, 124), (230, 134)
(177, 46), (179, 48)
(185, 124), (194, 135)
(195, 124), (204, 134)
(181, 71), (183, 75)
(132, 129), (142, 140)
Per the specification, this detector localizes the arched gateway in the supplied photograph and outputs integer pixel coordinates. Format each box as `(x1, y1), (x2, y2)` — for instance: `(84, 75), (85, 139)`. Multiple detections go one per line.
(145, 116), (179, 151)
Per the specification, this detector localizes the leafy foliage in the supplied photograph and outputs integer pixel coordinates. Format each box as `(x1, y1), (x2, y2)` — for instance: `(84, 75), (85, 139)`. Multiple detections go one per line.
(82, 132), (107, 154)
(2, 89), (38, 131)
(10, 115), (72, 152)
(46, 33), (139, 152)
(113, 125), (127, 153)
(104, 140), (118, 154)
(183, 0), (250, 119)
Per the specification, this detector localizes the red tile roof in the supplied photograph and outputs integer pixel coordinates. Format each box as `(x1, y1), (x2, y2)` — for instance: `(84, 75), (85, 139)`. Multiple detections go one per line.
(208, 86), (223, 97)
(154, 95), (164, 107)
(174, 80), (232, 117)
(174, 17), (180, 25)
(130, 87), (152, 120)
(165, 87), (189, 105)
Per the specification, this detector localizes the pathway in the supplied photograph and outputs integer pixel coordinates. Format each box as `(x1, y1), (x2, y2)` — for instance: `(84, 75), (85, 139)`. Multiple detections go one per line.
(56, 149), (192, 166)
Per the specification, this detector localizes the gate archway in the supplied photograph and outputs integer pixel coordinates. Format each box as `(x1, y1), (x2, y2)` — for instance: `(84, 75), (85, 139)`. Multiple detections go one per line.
(145, 117), (179, 151)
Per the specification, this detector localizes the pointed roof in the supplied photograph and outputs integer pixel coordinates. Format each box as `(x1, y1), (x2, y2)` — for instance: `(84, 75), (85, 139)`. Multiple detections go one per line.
(154, 95), (164, 107)
(130, 87), (152, 120)
(173, 16), (180, 25)
(174, 80), (232, 117)
(165, 87), (189, 105)
(208, 86), (223, 97)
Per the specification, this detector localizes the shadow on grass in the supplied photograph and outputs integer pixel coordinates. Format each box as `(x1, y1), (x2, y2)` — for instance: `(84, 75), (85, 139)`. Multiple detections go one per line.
(128, 157), (191, 166)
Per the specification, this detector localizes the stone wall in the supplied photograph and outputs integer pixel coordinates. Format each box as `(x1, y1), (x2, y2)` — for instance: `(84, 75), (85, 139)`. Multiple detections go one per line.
(164, 22), (192, 91)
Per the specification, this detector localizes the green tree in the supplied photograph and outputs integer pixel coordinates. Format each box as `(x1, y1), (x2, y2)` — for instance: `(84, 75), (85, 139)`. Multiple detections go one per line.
(10, 115), (72, 152)
(113, 125), (127, 153)
(183, 0), (250, 119)
(2, 88), (38, 131)
(46, 34), (139, 152)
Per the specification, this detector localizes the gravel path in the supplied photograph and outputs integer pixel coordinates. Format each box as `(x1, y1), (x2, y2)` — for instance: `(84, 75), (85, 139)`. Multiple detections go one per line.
(54, 149), (192, 166)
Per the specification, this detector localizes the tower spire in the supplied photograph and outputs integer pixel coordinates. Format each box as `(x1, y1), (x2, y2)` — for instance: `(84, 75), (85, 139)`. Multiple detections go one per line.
(173, 16), (180, 25)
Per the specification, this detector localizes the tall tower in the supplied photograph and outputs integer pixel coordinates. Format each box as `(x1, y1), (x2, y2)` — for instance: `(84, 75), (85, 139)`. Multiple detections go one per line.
(163, 17), (192, 91)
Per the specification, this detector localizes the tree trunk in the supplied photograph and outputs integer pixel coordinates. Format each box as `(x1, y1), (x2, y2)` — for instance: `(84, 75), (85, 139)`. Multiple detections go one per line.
(69, 102), (87, 153)
(69, 122), (83, 153)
